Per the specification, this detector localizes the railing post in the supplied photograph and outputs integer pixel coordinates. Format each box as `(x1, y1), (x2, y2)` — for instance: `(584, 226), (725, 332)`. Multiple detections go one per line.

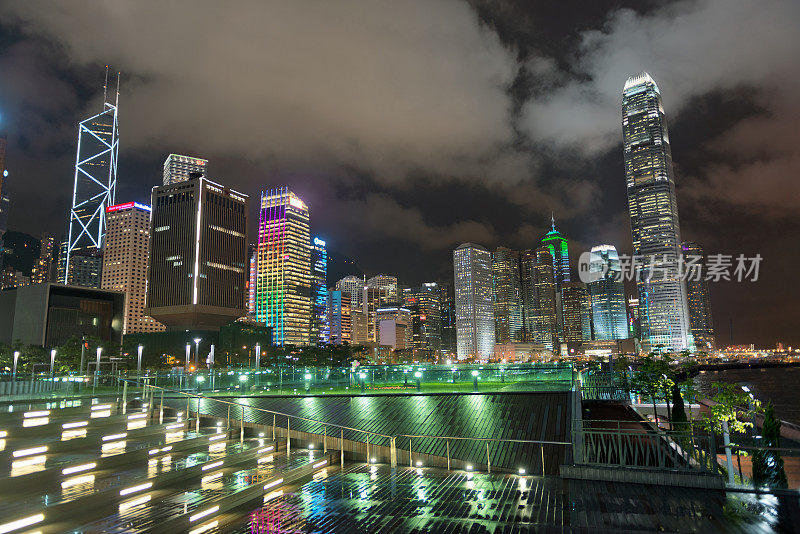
(272, 413), (276, 441)
(324, 426), (327, 454)
(196, 398), (201, 433)
(446, 440), (450, 471)
(159, 389), (164, 424)
(227, 405), (231, 429)
(240, 409), (244, 444)
(341, 428), (344, 468)
(486, 441), (491, 474)
(390, 437), (397, 469)
(409, 438), (412, 467)
(287, 418), (291, 456)
(366, 433), (370, 463)
(122, 381), (128, 415)
(186, 395), (190, 423)
(541, 444), (546, 476)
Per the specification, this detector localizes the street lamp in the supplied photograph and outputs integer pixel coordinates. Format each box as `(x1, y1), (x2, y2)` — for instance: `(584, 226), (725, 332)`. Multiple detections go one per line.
(137, 345), (143, 381)
(414, 371), (422, 392)
(50, 349), (56, 376)
(12, 351), (19, 383)
(304, 373), (311, 392)
(193, 338), (201, 370)
(359, 372), (366, 393)
(472, 369), (479, 391)
(255, 343), (261, 371)
(94, 347), (102, 393)
(185, 344), (191, 372)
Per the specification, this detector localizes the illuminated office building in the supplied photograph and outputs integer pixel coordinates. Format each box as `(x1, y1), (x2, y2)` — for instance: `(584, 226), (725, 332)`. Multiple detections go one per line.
(529, 247), (558, 351)
(64, 79), (119, 288)
(376, 306), (412, 350)
(102, 202), (164, 334)
(561, 281), (592, 345)
(492, 247), (523, 343)
(587, 245), (628, 340)
(438, 281), (456, 355)
(255, 188), (311, 346)
(623, 72), (693, 351)
(404, 282), (442, 351)
(362, 286), (389, 343)
(327, 290), (352, 345)
(336, 275), (365, 312)
(540, 216), (570, 290)
(453, 243), (494, 360)
(681, 241), (715, 350)
(311, 236), (329, 344)
(31, 233), (55, 284)
(163, 154), (208, 186)
(145, 174), (248, 330)
(367, 275), (398, 304)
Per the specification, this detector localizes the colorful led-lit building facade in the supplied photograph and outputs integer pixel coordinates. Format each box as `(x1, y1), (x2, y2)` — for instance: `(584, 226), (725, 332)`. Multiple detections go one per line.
(681, 241), (715, 351)
(145, 175), (248, 330)
(587, 245), (628, 340)
(311, 236), (329, 344)
(255, 188), (311, 346)
(453, 243), (494, 360)
(540, 216), (570, 290)
(492, 247), (523, 343)
(64, 90), (119, 288)
(163, 154), (208, 186)
(102, 202), (165, 334)
(623, 72), (693, 351)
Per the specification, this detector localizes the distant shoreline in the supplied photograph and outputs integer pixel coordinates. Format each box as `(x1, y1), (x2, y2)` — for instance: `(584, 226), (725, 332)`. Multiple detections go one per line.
(694, 360), (800, 373)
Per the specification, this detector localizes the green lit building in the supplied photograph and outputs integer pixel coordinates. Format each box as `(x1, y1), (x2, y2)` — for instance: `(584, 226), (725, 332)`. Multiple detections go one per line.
(540, 216), (570, 291)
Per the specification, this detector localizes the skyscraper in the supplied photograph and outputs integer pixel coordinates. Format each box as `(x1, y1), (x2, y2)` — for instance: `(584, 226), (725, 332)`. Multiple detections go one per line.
(404, 282), (442, 351)
(531, 247), (558, 350)
(492, 247), (523, 343)
(327, 290), (352, 345)
(335, 275), (365, 312)
(102, 202), (164, 334)
(587, 245), (628, 340)
(64, 76), (119, 288)
(540, 216), (570, 290)
(453, 243), (494, 360)
(438, 281), (456, 356)
(255, 188), (311, 346)
(681, 241), (715, 351)
(367, 274), (398, 304)
(145, 175), (248, 329)
(162, 154), (208, 186)
(561, 281), (592, 345)
(311, 236), (329, 344)
(0, 133), (8, 265)
(623, 72), (693, 351)
(31, 233), (55, 284)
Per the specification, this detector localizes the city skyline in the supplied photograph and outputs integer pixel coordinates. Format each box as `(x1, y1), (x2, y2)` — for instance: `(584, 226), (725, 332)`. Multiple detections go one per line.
(0, 1), (798, 347)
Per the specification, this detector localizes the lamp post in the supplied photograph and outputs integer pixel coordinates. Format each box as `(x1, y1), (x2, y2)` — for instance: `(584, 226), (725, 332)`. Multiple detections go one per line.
(304, 373), (312, 393)
(94, 347), (102, 393)
(185, 344), (191, 373)
(50, 349), (56, 376)
(12, 351), (20, 383)
(79, 336), (86, 375)
(193, 338), (201, 370)
(255, 343), (261, 371)
(414, 371), (422, 392)
(359, 372), (366, 393)
(137, 345), (143, 386)
(403, 369), (408, 387)
(472, 370), (479, 391)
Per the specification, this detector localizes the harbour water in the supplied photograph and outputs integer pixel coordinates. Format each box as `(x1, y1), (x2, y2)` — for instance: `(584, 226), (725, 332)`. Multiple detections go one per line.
(694, 366), (800, 425)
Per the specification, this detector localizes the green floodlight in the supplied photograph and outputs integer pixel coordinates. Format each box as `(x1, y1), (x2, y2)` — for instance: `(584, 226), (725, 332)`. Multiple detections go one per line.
(239, 375), (248, 382)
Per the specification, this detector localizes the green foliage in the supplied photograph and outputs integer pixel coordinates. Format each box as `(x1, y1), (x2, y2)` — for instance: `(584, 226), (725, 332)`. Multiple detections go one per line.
(670, 383), (689, 432)
(751, 401), (788, 489)
(699, 382), (761, 435)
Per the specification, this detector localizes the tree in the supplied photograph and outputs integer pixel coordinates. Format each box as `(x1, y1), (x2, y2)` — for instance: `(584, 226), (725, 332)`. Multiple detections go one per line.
(670, 383), (689, 433)
(751, 401), (788, 489)
(699, 382), (760, 435)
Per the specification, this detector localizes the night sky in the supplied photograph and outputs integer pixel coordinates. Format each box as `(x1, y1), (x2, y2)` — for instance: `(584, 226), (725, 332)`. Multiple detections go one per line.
(0, 1), (798, 348)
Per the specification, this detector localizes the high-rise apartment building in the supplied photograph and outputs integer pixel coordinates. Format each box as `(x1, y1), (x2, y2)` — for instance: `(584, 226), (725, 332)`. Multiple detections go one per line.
(163, 154), (208, 186)
(327, 290), (352, 345)
(453, 243), (494, 360)
(102, 202), (165, 334)
(587, 245), (628, 340)
(31, 233), (55, 284)
(255, 188), (311, 346)
(311, 236), (329, 344)
(64, 86), (118, 288)
(404, 282), (442, 351)
(145, 175), (248, 329)
(623, 72), (693, 351)
(681, 241), (715, 351)
(561, 281), (592, 345)
(492, 247), (523, 343)
(367, 275), (398, 304)
(540, 216), (570, 290)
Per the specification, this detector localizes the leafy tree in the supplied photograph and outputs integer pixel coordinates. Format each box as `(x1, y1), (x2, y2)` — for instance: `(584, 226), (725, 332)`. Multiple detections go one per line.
(699, 382), (761, 435)
(670, 383), (689, 433)
(751, 401), (788, 489)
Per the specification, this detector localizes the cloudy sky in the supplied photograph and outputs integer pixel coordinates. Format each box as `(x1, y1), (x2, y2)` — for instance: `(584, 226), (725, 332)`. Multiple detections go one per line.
(0, 0), (798, 347)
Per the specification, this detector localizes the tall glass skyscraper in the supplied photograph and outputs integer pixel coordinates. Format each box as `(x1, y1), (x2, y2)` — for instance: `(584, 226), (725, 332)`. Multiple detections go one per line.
(64, 89), (119, 288)
(162, 154), (208, 185)
(256, 188), (312, 346)
(453, 243), (494, 360)
(587, 245), (628, 340)
(492, 247), (523, 343)
(681, 241), (715, 351)
(540, 216), (570, 290)
(623, 72), (693, 351)
(311, 236), (329, 344)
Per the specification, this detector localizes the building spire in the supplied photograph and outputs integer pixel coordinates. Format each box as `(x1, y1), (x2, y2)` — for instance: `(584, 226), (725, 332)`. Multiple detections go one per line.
(115, 71), (120, 108)
(551, 212), (555, 232)
(103, 65), (109, 106)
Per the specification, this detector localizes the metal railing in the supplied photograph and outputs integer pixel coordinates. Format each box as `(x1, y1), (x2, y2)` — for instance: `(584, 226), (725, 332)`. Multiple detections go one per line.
(130, 380), (572, 475)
